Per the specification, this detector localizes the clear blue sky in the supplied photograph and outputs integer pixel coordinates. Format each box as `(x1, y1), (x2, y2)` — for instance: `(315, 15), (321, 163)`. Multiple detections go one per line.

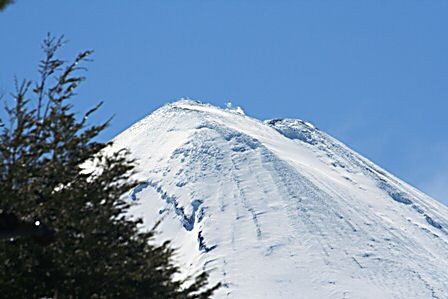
(1, 1), (447, 204)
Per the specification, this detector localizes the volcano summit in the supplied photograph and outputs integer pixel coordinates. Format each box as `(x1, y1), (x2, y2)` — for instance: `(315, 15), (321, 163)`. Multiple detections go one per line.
(112, 100), (448, 298)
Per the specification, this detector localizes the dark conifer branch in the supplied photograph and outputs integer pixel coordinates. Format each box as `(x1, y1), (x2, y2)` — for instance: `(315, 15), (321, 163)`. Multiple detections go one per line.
(0, 35), (220, 298)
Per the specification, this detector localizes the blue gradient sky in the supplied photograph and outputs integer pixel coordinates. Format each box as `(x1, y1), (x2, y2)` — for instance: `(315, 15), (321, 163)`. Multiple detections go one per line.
(1, 1), (447, 204)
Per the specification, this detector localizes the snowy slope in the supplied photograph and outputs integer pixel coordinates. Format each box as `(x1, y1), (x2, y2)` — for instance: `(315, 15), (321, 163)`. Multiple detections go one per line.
(112, 100), (448, 299)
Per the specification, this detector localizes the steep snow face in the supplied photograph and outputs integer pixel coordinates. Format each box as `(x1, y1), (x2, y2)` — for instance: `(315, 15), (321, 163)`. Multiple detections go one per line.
(113, 100), (448, 299)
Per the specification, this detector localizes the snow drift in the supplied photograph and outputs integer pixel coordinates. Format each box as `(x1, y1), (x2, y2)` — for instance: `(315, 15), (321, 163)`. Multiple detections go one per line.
(112, 100), (448, 298)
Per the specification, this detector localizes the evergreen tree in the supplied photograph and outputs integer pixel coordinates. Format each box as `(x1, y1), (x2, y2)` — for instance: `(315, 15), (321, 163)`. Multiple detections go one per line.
(0, 34), (220, 298)
(0, 0), (14, 11)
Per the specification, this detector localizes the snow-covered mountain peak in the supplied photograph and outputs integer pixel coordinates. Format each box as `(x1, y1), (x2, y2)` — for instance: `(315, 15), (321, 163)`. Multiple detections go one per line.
(113, 100), (448, 298)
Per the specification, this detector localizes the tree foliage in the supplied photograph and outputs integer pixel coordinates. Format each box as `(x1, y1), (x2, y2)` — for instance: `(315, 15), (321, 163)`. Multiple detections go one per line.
(0, 0), (14, 11)
(0, 34), (220, 298)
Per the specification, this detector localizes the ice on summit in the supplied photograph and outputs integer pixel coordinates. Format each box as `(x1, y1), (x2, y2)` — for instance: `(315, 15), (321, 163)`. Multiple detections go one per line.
(225, 101), (245, 115)
(112, 100), (448, 299)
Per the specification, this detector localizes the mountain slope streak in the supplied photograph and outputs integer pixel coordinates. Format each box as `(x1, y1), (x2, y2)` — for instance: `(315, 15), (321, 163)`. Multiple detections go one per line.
(113, 100), (448, 299)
